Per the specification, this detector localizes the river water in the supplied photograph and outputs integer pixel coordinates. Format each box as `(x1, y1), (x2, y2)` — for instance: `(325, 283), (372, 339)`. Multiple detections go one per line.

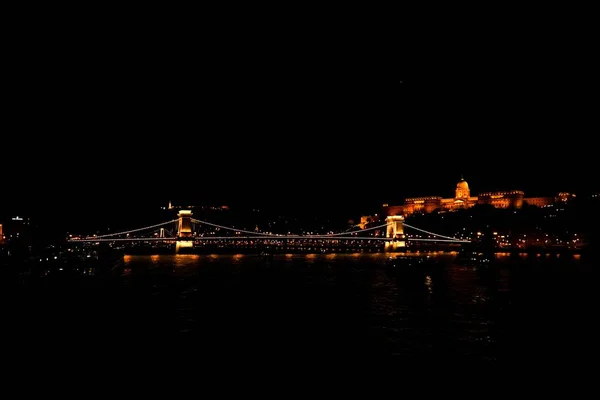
(9, 252), (595, 362)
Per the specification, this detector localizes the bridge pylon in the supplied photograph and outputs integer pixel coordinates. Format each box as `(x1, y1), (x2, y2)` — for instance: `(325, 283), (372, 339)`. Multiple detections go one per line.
(385, 215), (406, 251)
(176, 210), (194, 252)
(177, 210), (193, 238)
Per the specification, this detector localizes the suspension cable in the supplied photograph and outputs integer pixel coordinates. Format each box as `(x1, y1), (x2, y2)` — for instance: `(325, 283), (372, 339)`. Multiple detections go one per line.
(191, 218), (390, 237)
(90, 219), (180, 239)
(191, 218), (274, 236)
(309, 222), (390, 237)
(402, 222), (462, 241)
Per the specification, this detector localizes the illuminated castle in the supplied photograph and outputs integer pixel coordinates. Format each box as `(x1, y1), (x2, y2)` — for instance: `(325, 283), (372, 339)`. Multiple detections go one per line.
(383, 176), (572, 216)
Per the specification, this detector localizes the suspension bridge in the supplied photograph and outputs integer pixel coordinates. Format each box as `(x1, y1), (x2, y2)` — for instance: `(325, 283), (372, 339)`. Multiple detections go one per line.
(68, 210), (470, 252)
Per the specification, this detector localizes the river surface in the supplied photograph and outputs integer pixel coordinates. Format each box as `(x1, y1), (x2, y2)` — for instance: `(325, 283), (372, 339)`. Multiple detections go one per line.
(9, 252), (595, 362)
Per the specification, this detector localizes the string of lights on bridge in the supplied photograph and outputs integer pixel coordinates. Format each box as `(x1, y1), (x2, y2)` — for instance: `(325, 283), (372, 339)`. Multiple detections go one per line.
(84, 236), (469, 243)
(69, 217), (470, 244)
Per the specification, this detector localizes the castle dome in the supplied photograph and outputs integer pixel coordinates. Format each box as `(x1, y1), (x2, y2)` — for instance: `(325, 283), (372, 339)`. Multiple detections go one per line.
(456, 178), (469, 190)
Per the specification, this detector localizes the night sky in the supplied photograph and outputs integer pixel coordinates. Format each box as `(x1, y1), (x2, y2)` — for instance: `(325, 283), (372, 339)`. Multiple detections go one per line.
(2, 8), (597, 228)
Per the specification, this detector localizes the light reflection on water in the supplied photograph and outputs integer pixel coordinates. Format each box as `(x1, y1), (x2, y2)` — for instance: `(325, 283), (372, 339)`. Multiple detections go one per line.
(117, 252), (592, 360)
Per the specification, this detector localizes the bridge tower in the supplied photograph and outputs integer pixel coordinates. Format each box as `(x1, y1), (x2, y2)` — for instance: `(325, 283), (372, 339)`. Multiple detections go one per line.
(177, 210), (193, 237)
(176, 210), (194, 253)
(385, 215), (406, 251)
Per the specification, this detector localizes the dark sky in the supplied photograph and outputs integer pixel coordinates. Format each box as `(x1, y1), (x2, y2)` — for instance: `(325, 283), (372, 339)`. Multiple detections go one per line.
(2, 7), (597, 225)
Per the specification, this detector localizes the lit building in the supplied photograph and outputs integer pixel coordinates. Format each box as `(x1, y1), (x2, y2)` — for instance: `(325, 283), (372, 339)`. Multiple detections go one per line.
(478, 191), (524, 209)
(0, 224), (3, 244)
(522, 196), (550, 208)
(358, 215), (380, 229)
(555, 192), (576, 203)
(383, 176), (559, 216)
